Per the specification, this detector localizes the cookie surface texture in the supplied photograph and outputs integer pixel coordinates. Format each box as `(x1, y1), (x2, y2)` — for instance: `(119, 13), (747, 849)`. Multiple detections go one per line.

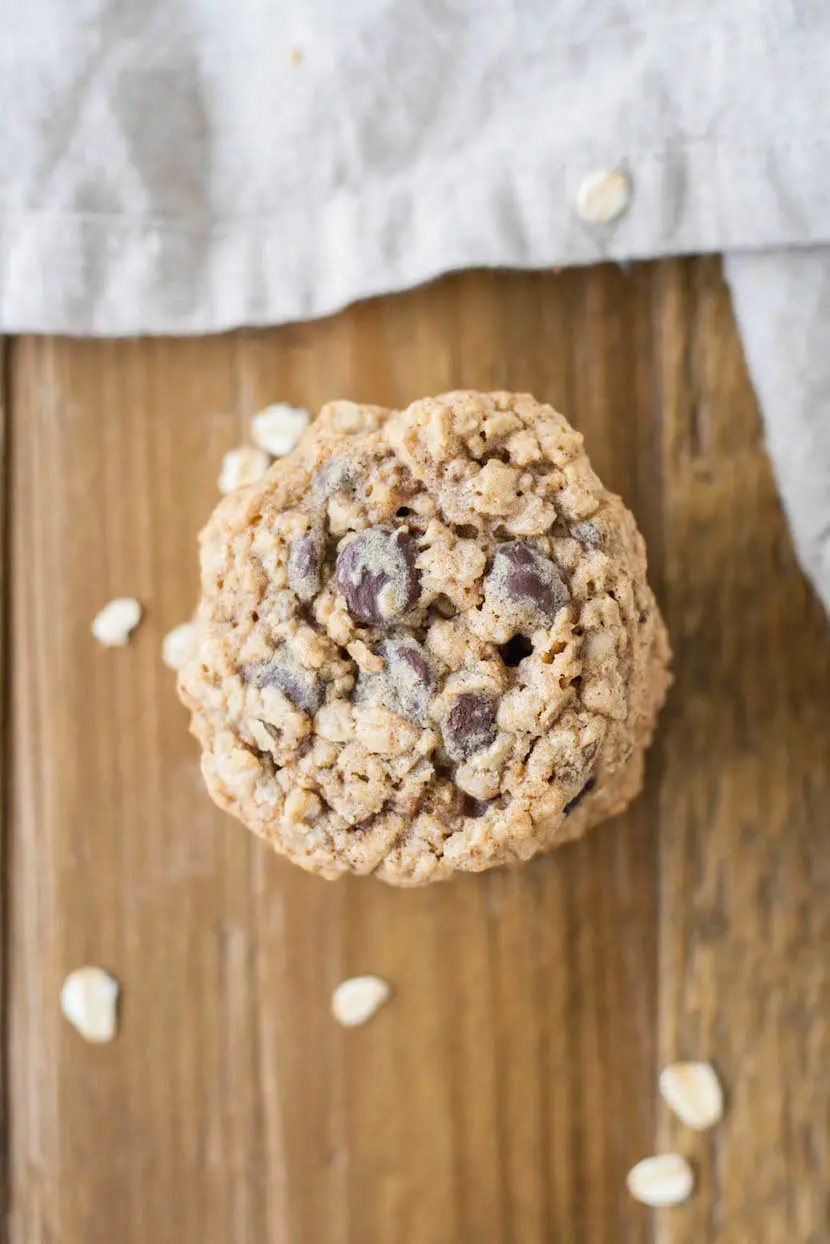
(179, 392), (671, 884)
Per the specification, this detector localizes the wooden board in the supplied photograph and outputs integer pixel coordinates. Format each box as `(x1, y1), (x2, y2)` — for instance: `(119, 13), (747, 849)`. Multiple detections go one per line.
(0, 339), (8, 1237)
(3, 259), (829, 1244)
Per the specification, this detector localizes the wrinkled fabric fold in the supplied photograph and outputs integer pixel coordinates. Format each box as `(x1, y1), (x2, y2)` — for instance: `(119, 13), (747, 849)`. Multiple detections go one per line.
(725, 250), (830, 613)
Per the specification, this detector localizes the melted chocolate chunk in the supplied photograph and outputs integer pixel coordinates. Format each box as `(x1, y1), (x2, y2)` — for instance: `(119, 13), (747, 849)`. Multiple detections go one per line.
(313, 458), (367, 508)
(287, 527), (325, 602)
(563, 776), (596, 816)
(380, 636), (434, 724)
(335, 526), (421, 626)
(442, 691), (497, 762)
(462, 795), (492, 818)
(570, 521), (602, 548)
(256, 653), (323, 715)
(486, 542), (569, 623)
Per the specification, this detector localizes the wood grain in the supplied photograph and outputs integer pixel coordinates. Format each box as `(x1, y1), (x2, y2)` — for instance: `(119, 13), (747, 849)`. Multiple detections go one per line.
(4, 262), (829, 1244)
(655, 258), (830, 1243)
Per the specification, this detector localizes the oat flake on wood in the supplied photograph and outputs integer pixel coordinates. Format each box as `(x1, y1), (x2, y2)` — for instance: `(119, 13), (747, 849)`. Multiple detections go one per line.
(250, 404), (310, 457)
(91, 597), (142, 647)
(162, 621), (197, 670)
(331, 976), (391, 1027)
(626, 1154), (695, 1207)
(218, 446), (271, 494)
(659, 1061), (724, 1130)
(61, 967), (120, 1043)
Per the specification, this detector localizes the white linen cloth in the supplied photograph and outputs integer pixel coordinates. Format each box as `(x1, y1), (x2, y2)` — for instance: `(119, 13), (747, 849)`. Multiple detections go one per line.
(1, 0), (828, 607)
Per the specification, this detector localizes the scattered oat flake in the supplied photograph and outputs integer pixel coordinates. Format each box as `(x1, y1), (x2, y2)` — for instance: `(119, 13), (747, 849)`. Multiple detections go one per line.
(218, 446), (271, 494)
(162, 621), (197, 671)
(576, 169), (631, 225)
(91, 597), (142, 647)
(659, 1061), (724, 1130)
(251, 404), (310, 457)
(287, 46), (302, 66)
(626, 1154), (695, 1208)
(331, 976), (391, 1027)
(61, 967), (120, 1043)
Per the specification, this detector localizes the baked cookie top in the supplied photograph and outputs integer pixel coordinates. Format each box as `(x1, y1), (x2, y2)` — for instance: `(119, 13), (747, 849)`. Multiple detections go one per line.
(179, 391), (670, 884)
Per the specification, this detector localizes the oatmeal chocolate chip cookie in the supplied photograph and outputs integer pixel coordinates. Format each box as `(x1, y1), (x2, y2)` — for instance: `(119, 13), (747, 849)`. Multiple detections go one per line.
(179, 391), (671, 885)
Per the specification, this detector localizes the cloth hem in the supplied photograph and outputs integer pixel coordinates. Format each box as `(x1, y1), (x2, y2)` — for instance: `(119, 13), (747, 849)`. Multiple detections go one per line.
(3, 137), (830, 335)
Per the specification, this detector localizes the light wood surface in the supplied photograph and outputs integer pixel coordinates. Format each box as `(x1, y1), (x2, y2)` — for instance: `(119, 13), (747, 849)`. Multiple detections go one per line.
(3, 259), (829, 1244)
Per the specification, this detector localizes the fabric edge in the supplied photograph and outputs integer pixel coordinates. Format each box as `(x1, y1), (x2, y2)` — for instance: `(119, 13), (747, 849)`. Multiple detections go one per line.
(5, 139), (830, 336)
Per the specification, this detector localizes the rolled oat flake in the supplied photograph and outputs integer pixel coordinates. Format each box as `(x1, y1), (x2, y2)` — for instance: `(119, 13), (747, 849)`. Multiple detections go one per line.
(626, 1153), (695, 1207)
(218, 446), (270, 494)
(61, 966), (120, 1043)
(659, 1061), (724, 1130)
(331, 975), (391, 1027)
(162, 621), (197, 670)
(251, 403), (310, 456)
(91, 597), (142, 647)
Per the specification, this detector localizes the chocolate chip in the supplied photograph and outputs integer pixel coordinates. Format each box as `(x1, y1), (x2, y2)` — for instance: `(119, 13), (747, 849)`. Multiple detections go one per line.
(431, 594), (457, 619)
(255, 651), (323, 715)
(442, 691), (497, 762)
(288, 527), (325, 602)
(563, 776), (596, 816)
(461, 795), (491, 818)
(379, 636), (435, 725)
(395, 644), (431, 682)
(314, 458), (362, 499)
(335, 526), (421, 626)
(486, 542), (569, 623)
(570, 521), (602, 548)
